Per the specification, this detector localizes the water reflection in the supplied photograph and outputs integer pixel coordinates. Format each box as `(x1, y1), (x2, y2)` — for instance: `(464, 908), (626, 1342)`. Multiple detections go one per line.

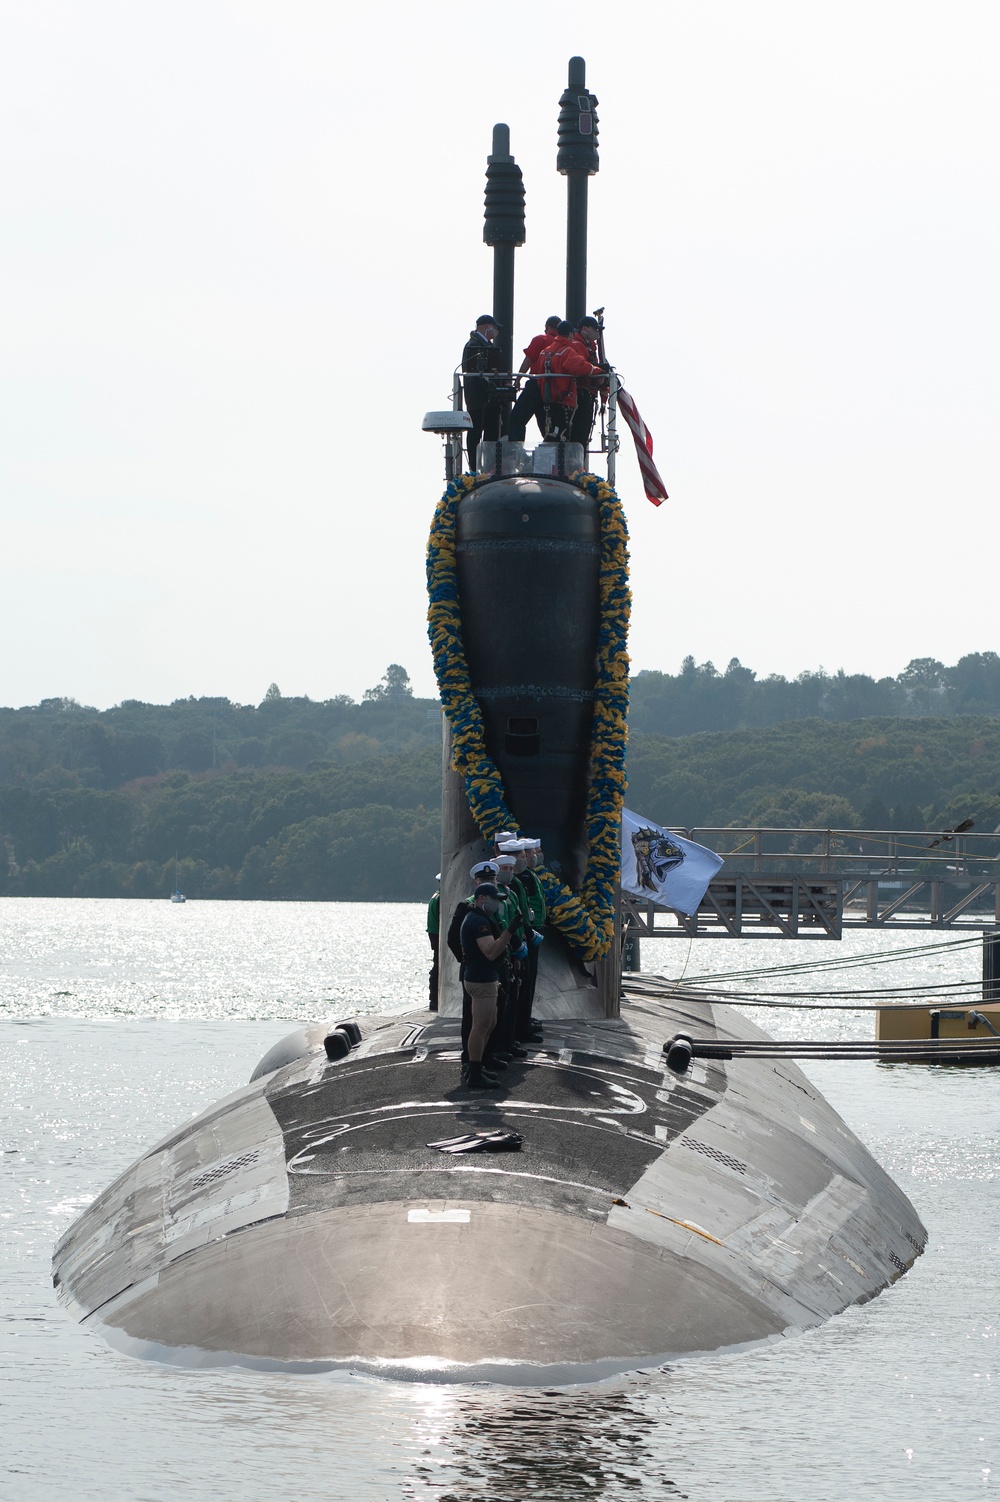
(401, 1382), (687, 1501)
(4, 909), (998, 1501)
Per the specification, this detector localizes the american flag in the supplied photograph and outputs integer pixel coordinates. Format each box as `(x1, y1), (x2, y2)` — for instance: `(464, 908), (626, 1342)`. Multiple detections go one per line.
(617, 387), (668, 506)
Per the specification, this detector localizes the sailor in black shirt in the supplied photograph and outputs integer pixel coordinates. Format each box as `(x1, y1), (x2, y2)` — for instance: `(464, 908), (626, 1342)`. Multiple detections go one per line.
(458, 882), (522, 1090)
(461, 315), (506, 468)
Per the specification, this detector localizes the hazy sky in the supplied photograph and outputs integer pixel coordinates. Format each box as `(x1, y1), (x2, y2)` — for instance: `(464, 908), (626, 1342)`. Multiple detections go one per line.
(2, 1), (997, 710)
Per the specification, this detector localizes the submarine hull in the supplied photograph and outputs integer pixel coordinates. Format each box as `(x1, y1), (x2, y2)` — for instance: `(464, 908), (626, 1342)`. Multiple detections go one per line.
(53, 995), (926, 1383)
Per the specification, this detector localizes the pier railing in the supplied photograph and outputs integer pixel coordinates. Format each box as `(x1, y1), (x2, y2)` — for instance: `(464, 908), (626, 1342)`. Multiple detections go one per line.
(623, 826), (1000, 941)
(668, 825), (1000, 877)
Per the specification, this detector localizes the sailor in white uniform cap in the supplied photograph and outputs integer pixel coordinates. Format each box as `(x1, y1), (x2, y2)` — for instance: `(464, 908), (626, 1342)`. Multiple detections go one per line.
(498, 839), (545, 1043)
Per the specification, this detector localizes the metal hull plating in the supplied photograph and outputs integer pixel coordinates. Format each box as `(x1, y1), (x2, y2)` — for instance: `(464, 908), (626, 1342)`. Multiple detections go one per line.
(53, 993), (926, 1383)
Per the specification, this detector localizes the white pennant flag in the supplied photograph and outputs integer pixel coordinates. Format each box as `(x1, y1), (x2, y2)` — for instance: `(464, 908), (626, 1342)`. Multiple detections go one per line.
(620, 808), (724, 917)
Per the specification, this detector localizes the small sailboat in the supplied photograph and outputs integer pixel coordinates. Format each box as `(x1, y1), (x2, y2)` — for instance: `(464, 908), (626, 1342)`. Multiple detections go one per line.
(170, 858), (186, 904)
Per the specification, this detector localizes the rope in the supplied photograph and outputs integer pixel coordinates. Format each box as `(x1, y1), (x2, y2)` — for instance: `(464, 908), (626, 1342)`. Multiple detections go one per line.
(667, 1035), (1000, 1065)
(676, 978), (987, 1001)
(624, 976), (996, 1012)
(671, 999), (979, 1012)
(669, 931), (986, 987)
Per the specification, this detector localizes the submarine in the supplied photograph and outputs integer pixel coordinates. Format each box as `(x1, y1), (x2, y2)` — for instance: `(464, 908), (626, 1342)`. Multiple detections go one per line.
(52, 59), (926, 1385)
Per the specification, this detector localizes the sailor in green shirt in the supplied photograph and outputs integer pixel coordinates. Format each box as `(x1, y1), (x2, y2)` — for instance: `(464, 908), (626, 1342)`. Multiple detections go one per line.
(426, 876), (440, 1011)
(495, 853), (531, 929)
(499, 838), (546, 1044)
(518, 838), (547, 928)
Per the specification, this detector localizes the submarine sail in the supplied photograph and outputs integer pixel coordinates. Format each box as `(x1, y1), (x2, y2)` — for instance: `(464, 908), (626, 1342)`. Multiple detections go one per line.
(435, 58), (620, 1014)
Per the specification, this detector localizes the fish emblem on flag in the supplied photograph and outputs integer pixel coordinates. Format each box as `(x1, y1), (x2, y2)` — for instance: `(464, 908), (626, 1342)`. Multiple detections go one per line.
(631, 827), (686, 891)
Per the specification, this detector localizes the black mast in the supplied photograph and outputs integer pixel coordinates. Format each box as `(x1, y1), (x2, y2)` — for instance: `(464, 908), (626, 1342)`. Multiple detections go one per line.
(558, 56), (600, 326)
(483, 123), (525, 377)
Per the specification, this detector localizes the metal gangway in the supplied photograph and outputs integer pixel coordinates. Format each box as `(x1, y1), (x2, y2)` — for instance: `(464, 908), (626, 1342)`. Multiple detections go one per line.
(623, 825), (1000, 944)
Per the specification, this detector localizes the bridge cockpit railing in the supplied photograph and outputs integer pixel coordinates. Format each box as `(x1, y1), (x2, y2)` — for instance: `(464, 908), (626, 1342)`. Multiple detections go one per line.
(422, 368), (621, 486)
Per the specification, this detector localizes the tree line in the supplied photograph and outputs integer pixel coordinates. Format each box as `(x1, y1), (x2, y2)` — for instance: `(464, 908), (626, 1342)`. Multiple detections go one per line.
(629, 652), (1000, 737)
(0, 753), (441, 901)
(3, 655), (999, 798)
(3, 655), (998, 797)
(626, 717), (1000, 837)
(1, 711), (997, 901)
(0, 665), (433, 790)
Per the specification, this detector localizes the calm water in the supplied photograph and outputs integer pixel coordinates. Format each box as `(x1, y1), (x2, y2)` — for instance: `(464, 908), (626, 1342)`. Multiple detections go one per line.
(1, 898), (997, 1501)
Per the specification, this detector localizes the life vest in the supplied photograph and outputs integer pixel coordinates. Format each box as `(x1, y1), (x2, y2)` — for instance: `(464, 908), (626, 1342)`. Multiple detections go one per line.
(541, 337), (599, 409)
(572, 333), (607, 396)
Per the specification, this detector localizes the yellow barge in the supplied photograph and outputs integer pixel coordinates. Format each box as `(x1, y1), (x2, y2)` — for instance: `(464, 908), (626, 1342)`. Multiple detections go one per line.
(876, 1000), (1000, 1048)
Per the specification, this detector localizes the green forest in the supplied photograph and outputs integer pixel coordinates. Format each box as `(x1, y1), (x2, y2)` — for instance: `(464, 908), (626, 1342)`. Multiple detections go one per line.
(1, 656), (998, 901)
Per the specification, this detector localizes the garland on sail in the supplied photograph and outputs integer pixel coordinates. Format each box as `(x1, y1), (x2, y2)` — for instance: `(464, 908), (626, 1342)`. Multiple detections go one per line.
(426, 470), (630, 960)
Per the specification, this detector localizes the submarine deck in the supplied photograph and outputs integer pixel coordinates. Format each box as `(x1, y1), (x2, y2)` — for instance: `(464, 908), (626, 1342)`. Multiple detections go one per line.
(52, 994), (927, 1383)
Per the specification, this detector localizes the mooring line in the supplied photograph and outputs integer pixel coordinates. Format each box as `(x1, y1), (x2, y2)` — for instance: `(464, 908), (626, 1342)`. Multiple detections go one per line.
(662, 931), (984, 987)
(662, 1032), (1000, 1071)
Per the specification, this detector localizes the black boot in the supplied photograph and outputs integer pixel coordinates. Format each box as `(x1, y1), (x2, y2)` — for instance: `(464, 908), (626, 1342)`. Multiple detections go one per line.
(466, 1061), (500, 1091)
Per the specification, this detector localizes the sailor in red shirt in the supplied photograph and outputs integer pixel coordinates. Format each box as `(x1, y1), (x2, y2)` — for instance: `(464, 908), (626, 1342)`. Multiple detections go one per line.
(508, 315), (561, 441)
(540, 321), (604, 441)
(569, 314), (608, 446)
(519, 316), (562, 378)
